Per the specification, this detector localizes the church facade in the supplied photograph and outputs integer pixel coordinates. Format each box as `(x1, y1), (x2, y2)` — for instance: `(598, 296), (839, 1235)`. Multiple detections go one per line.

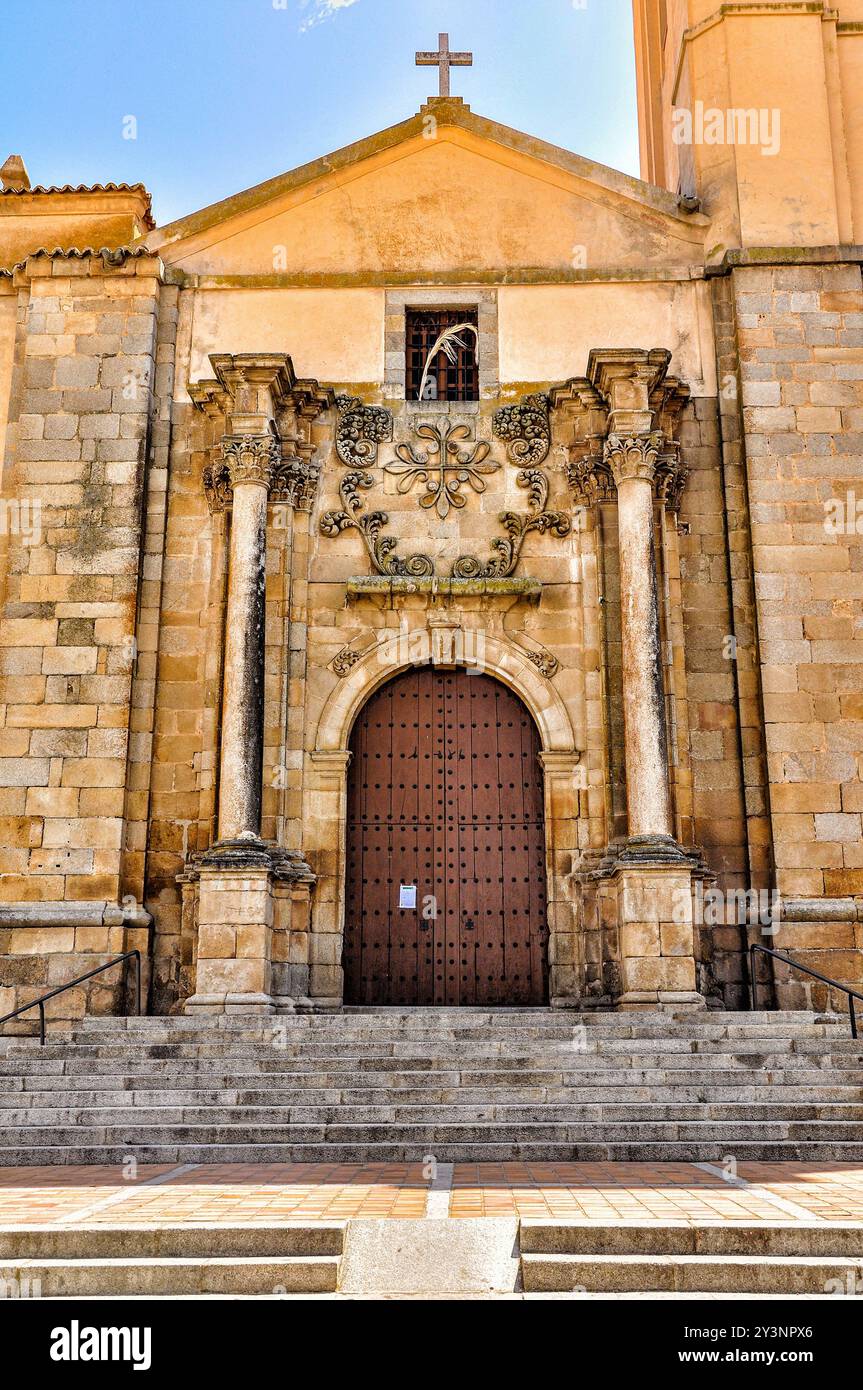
(0, 1), (862, 1028)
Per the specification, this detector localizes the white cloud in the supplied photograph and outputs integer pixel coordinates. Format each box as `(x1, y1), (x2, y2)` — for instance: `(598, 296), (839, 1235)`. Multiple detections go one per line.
(298, 0), (361, 32)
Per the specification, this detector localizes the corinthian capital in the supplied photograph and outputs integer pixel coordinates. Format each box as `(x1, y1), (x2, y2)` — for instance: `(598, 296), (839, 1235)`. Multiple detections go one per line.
(222, 434), (280, 489)
(604, 432), (664, 486)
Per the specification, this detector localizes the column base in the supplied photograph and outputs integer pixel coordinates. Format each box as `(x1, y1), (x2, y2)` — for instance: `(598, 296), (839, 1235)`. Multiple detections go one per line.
(200, 835), (274, 870)
(613, 856), (701, 1006)
(616, 833), (691, 865)
(193, 856), (276, 1012)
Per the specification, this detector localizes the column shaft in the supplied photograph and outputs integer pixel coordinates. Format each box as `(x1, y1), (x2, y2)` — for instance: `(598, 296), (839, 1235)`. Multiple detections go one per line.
(616, 472), (673, 840)
(218, 479), (268, 841)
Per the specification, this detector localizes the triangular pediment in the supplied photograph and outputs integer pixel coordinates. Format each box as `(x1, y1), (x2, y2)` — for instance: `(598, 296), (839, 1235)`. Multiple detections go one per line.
(144, 100), (708, 278)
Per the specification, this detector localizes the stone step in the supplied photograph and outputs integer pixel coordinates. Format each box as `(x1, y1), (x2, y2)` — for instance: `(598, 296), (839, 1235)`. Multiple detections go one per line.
(0, 1223), (344, 1259)
(2, 1053), (859, 1081)
(6, 1102), (863, 1126)
(0, 1254), (339, 1296)
(4, 1140), (863, 1164)
(2, 1009), (858, 1167)
(69, 1017), (839, 1039)
(4, 1119), (863, 1147)
(7, 1036), (859, 1058)
(520, 1251), (863, 1294)
(73, 1008), (833, 1026)
(519, 1220), (863, 1257)
(3, 1069), (861, 1100)
(3, 1084), (862, 1107)
(0, 1218), (345, 1297)
(2, 1063), (859, 1089)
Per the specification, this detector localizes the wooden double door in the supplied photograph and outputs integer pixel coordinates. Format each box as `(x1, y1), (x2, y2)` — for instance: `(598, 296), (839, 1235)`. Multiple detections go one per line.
(343, 667), (549, 1006)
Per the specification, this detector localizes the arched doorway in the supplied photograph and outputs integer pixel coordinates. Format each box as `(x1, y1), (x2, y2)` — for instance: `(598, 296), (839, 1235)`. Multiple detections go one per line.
(343, 666), (549, 1006)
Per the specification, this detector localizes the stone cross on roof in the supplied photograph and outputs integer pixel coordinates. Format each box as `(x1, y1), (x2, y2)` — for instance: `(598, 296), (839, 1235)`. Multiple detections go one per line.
(415, 32), (473, 99)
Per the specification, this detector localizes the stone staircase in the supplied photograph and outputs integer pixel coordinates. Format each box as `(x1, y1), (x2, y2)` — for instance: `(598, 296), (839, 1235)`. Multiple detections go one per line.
(520, 1221), (863, 1295)
(1, 1008), (862, 1164)
(0, 1224), (343, 1297)
(5, 1219), (860, 1298)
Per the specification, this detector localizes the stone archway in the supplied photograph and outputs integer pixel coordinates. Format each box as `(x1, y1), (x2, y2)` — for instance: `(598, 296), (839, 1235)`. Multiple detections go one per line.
(343, 665), (549, 1006)
(306, 631), (583, 1009)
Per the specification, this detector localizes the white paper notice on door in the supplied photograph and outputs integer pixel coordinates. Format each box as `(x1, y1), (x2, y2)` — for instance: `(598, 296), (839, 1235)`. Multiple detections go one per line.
(398, 884), (417, 909)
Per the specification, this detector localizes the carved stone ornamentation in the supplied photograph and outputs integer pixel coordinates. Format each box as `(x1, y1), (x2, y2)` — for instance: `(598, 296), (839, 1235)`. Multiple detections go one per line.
(604, 432), (665, 486)
(190, 353), (334, 518)
(385, 420), (497, 519)
(319, 470), (435, 578)
(320, 390), (570, 580)
(332, 648), (361, 677)
(202, 459), (233, 515)
(525, 648), (559, 678)
(271, 450), (321, 511)
(335, 396), (393, 467)
(452, 468), (571, 579)
(446, 393), (570, 577)
(493, 394), (551, 465)
(653, 442), (689, 513)
(566, 447), (615, 505)
(321, 397), (431, 575)
(222, 433), (281, 488)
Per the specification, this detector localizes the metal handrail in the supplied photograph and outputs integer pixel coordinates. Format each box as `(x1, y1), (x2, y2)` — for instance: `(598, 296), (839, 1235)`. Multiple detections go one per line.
(0, 950), (141, 1045)
(749, 943), (862, 1039)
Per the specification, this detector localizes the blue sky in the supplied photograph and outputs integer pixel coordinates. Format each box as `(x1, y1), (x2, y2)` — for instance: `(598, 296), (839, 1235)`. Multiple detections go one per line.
(0, 0), (639, 225)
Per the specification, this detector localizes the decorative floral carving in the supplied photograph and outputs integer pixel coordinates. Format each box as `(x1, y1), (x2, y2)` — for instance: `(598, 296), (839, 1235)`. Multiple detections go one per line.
(204, 434), (280, 512)
(604, 432), (664, 486)
(493, 394), (551, 465)
(271, 454), (321, 511)
(452, 468), (571, 579)
(203, 459), (233, 515)
(332, 648), (361, 677)
(526, 649), (559, 679)
(385, 420), (497, 519)
(566, 448), (615, 505)
(320, 471), (434, 578)
(320, 391), (570, 580)
(335, 396), (392, 467)
(222, 434), (281, 488)
(653, 442), (689, 513)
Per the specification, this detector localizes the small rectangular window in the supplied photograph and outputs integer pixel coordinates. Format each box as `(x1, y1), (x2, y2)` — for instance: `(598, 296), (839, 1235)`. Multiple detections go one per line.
(405, 308), (479, 402)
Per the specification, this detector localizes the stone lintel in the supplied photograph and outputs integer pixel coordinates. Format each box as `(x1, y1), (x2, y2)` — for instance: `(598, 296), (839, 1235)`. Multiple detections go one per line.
(345, 576), (543, 604)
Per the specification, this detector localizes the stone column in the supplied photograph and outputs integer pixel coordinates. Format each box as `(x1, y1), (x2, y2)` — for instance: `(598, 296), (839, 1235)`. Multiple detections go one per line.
(187, 434), (278, 1016)
(588, 350), (703, 1010)
(606, 432), (674, 845)
(217, 435), (277, 844)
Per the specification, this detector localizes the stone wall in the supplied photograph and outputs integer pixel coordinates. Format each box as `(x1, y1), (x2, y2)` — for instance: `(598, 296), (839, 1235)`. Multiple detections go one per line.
(0, 248), (160, 1028)
(0, 907), (145, 1035)
(729, 256), (863, 1003)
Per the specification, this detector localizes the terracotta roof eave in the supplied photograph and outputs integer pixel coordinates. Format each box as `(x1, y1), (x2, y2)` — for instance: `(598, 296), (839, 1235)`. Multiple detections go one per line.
(6, 245), (161, 275)
(0, 182), (156, 230)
